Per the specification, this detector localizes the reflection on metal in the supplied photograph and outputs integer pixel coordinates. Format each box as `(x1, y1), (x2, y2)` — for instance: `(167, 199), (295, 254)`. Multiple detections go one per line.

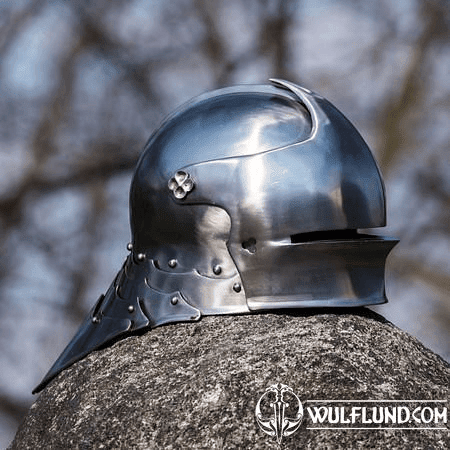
(34, 79), (398, 393)
(168, 259), (177, 268)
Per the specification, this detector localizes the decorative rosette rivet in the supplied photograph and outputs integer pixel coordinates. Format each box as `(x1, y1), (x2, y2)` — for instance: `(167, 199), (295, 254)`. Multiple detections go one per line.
(168, 171), (194, 200)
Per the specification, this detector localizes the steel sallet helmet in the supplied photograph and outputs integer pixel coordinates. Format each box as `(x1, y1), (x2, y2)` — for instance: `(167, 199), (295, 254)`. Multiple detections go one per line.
(34, 79), (398, 393)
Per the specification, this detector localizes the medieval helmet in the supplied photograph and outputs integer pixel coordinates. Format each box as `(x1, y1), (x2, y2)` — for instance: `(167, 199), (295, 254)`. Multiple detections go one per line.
(34, 79), (397, 393)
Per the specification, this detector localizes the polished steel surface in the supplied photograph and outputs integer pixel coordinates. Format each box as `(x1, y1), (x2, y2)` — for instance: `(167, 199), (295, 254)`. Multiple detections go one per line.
(34, 79), (398, 393)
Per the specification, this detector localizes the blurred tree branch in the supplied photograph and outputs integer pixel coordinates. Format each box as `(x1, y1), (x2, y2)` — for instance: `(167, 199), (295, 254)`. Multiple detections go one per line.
(0, 0), (45, 58)
(259, 0), (296, 79)
(377, 0), (450, 175)
(0, 393), (29, 425)
(392, 255), (450, 298)
(0, 139), (137, 229)
(64, 180), (108, 321)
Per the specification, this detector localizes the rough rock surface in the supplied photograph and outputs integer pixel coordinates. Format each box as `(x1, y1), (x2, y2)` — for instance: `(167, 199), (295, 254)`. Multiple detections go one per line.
(10, 309), (450, 449)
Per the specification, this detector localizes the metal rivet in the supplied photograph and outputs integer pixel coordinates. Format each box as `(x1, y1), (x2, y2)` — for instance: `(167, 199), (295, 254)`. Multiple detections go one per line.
(128, 305), (135, 313)
(168, 171), (195, 200)
(213, 265), (222, 275)
(233, 282), (242, 293)
(137, 253), (146, 262)
(127, 243), (133, 251)
(92, 316), (100, 324)
(168, 259), (177, 268)
(171, 296), (179, 305)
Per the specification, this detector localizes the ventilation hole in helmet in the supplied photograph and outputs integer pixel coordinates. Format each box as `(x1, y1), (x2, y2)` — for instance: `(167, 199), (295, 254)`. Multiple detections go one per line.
(291, 229), (359, 243)
(154, 260), (160, 269)
(242, 238), (257, 253)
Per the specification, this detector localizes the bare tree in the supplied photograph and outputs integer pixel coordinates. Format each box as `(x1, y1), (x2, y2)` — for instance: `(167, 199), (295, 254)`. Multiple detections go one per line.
(0, 0), (449, 445)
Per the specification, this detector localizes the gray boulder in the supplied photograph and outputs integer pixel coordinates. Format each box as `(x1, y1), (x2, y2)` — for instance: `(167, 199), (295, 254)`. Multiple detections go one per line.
(10, 309), (450, 449)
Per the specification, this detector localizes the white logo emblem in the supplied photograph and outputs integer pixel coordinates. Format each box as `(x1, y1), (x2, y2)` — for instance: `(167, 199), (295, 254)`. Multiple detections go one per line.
(255, 383), (303, 444)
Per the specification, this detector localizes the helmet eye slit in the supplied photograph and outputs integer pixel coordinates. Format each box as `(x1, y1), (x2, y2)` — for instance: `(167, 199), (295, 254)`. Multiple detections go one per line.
(290, 229), (359, 244)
